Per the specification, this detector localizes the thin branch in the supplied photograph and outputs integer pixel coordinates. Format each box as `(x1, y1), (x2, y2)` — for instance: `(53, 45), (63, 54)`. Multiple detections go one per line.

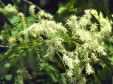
(0, 45), (10, 48)
(23, 0), (42, 11)
(56, 52), (67, 73)
(0, 0), (5, 8)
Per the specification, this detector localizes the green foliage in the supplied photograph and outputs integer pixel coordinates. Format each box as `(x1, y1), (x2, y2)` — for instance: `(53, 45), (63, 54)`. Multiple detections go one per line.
(0, 0), (113, 84)
(56, 0), (113, 23)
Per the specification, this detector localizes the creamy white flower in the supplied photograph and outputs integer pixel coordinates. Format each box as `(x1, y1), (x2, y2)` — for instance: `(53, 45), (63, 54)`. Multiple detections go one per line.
(63, 53), (74, 69)
(97, 45), (106, 55)
(67, 69), (73, 77)
(84, 9), (92, 19)
(90, 23), (98, 31)
(67, 15), (79, 30)
(27, 20), (67, 38)
(75, 56), (80, 65)
(29, 5), (35, 16)
(37, 10), (53, 19)
(66, 9), (111, 78)
(4, 4), (18, 14)
(79, 16), (90, 27)
(90, 9), (98, 18)
(86, 63), (94, 74)
(17, 9), (112, 82)
(91, 53), (99, 61)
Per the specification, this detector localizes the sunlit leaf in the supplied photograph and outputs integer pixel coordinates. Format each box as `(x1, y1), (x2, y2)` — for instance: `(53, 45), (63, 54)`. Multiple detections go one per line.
(5, 74), (12, 81)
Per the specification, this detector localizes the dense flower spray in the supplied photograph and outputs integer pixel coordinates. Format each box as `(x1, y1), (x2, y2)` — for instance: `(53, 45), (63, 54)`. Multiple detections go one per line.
(17, 9), (113, 83)
(0, 6), (112, 83)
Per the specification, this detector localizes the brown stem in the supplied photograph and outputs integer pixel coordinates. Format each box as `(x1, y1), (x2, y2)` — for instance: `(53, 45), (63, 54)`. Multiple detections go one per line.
(23, 0), (42, 11)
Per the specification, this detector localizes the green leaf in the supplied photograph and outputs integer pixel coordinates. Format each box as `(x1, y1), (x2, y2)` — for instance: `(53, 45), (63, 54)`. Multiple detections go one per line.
(0, 43), (29, 64)
(58, 73), (67, 84)
(17, 55), (25, 70)
(9, 15), (20, 24)
(11, 28), (20, 36)
(0, 61), (11, 77)
(4, 63), (11, 68)
(5, 74), (12, 81)
(0, 13), (13, 27)
(0, 0), (5, 8)
(50, 73), (58, 82)
(26, 49), (36, 69)
(12, 0), (21, 6)
(26, 16), (38, 26)
(57, 6), (67, 14)
(94, 74), (102, 84)
(39, 43), (47, 56)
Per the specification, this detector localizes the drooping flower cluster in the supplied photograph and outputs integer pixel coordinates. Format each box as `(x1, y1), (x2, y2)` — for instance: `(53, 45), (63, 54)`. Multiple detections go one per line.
(37, 10), (53, 20)
(64, 9), (112, 78)
(17, 9), (113, 83)
(2, 8), (112, 83)
(23, 19), (67, 60)
(0, 4), (18, 16)
(26, 19), (67, 38)
(29, 5), (35, 16)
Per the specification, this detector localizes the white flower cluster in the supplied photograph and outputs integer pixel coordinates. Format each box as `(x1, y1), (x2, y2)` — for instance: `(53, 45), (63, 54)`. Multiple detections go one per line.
(4, 4), (17, 14)
(91, 10), (112, 37)
(26, 19), (67, 38)
(0, 4), (18, 16)
(86, 63), (94, 74)
(45, 36), (65, 58)
(63, 52), (80, 78)
(18, 9), (112, 82)
(29, 5), (35, 16)
(23, 19), (67, 60)
(65, 9), (112, 77)
(37, 10), (53, 19)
